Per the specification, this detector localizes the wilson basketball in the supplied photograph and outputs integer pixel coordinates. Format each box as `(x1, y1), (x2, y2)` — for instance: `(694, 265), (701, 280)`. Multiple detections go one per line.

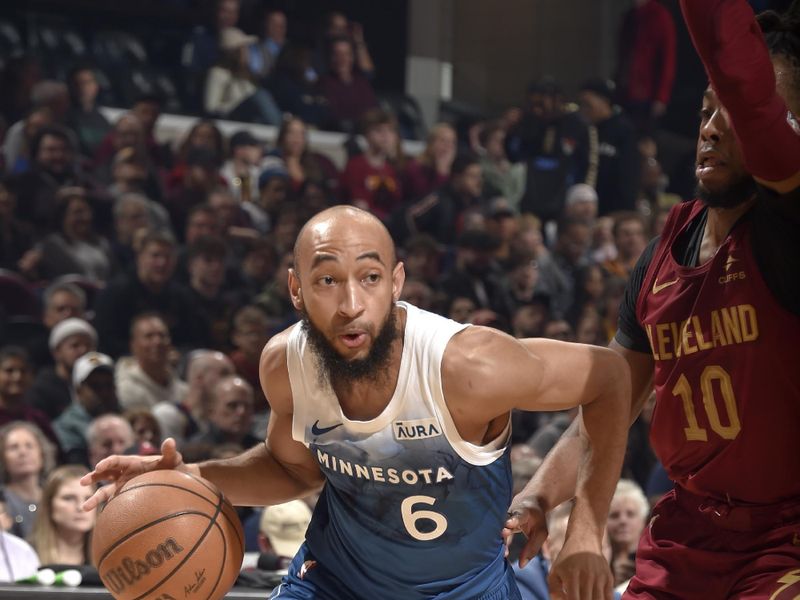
(91, 469), (244, 600)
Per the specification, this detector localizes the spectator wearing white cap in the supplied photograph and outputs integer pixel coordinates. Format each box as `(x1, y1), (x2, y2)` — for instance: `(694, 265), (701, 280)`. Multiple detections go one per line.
(53, 352), (117, 466)
(253, 500), (311, 571)
(204, 27), (282, 125)
(27, 318), (96, 421)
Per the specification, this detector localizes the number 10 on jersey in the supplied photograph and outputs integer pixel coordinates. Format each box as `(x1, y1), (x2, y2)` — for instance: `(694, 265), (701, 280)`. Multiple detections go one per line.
(672, 365), (741, 441)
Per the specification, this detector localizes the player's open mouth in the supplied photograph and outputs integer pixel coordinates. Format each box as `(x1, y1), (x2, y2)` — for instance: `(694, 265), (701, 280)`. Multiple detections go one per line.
(340, 333), (367, 348)
(697, 153), (727, 177)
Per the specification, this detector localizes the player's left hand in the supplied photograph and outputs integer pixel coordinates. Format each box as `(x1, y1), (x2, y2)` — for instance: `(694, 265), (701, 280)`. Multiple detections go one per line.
(548, 538), (614, 600)
(502, 494), (548, 567)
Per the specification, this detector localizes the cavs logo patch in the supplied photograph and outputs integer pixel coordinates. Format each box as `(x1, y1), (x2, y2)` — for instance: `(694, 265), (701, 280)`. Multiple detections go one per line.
(769, 568), (800, 600)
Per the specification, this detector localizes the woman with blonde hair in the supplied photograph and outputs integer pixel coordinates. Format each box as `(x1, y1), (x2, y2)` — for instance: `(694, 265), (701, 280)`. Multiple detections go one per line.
(29, 465), (95, 567)
(402, 122), (456, 201)
(0, 421), (56, 540)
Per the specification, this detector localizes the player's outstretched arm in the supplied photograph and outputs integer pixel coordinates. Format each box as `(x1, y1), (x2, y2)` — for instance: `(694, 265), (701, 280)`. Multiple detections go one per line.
(505, 340), (654, 567)
(681, 0), (800, 192)
(444, 328), (630, 600)
(82, 331), (324, 510)
(195, 331), (325, 506)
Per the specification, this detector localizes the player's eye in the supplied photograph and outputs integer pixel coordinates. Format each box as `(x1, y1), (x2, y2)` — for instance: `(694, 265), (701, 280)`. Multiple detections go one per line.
(699, 108), (712, 121)
(320, 276), (336, 285)
(365, 273), (381, 283)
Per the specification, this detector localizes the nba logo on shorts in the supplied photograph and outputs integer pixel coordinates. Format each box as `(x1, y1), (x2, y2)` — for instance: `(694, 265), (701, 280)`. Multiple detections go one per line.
(393, 418), (442, 441)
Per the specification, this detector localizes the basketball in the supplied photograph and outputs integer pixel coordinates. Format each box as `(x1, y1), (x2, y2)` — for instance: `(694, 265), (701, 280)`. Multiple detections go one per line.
(91, 469), (244, 600)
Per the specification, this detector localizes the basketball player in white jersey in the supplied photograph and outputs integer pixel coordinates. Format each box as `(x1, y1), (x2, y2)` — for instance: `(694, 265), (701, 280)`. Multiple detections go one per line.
(83, 206), (630, 600)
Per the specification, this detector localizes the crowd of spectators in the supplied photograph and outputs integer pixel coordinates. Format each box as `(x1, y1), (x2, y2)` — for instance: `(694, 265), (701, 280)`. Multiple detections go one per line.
(0, 0), (734, 592)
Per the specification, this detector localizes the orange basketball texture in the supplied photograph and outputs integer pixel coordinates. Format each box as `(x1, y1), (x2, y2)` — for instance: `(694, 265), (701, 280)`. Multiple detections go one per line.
(91, 470), (244, 600)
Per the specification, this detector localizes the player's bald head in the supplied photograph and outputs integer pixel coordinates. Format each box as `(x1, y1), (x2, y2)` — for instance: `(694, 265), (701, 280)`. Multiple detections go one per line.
(292, 206), (397, 276)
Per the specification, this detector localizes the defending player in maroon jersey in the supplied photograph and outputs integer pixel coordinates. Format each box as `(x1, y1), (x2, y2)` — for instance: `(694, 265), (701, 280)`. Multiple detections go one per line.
(503, 0), (800, 598)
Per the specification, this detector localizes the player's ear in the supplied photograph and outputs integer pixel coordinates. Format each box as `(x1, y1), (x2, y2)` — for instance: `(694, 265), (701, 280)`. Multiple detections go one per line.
(288, 268), (303, 310)
(392, 261), (405, 302)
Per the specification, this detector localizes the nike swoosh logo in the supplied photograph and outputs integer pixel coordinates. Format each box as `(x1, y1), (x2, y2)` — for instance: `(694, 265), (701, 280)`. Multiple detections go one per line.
(652, 277), (680, 295)
(311, 420), (343, 436)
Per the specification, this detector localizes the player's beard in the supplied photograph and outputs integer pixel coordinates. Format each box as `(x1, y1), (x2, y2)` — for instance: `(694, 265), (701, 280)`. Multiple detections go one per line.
(696, 174), (757, 209)
(301, 303), (399, 389)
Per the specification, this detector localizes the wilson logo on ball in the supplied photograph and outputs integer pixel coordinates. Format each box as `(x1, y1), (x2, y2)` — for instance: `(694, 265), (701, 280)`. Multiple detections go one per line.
(103, 537), (185, 594)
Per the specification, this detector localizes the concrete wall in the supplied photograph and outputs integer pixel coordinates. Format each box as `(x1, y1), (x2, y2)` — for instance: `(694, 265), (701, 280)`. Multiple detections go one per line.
(408, 0), (634, 118)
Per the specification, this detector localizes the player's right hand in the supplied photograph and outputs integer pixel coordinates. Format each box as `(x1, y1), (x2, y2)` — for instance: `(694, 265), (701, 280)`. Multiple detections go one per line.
(80, 438), (195, 511)
(502, 493), (549, 567)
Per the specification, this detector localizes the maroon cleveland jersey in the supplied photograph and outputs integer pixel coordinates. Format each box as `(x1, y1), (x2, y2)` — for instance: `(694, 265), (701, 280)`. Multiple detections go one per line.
(636, 199), (800, 504)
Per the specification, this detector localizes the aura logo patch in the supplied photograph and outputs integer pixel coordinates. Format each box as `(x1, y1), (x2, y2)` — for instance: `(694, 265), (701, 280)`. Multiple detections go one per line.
(393, 418), (442, 441)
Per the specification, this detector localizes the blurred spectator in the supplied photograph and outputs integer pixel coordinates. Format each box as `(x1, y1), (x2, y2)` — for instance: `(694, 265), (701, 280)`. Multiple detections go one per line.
(23, 281), (87, 370)
(185, 203), (222, 246)
(107, 148), (165, 210)
(130, 94), (171, 169)
(3, 106), (54, 176)
(340, 109), (402, 220)
(607, 479), (649, 589)
(616, 0), (676, 134)
(400, 278), (434, 312)
(315, 11), (375, 79)
(29, 465), (95, 566)
(244, 162), (288, 234)
(124, 409), (161, 455)
(579, 79), (640, 215)
(95, 112), (166, 192)
(0, 421), (55, 540)
(510, 297), (550, 338)
(447, 295), (476, 324)
(479, 123), (526, 210)
(207, 186), (257, 253)
(86, 414), (134, 469)
(563, 183), (599, 223)
(110, 192), (156, 267)
(221, 130), (262, 204)
(603, 211), (647, 278)
(3, 81), (69, 175)
(186, 235), (233, 350)
(528, 408), (575, 457)
(270, 46), (331, 128)
(0, 490), (39, 581)
(591, 215), (618, 264)
(28, 318), (96, 421)
(65, 64), (111, 158)
(248, 9), (287, 82)
(402, 123), (457, 202)
(401, 234), (441, 288)
(190, 376), (258, 448)
(235, 238), (278, 300)
(535, 217), (593, 317)
(0, 179), (33, 271)
(319, 37), (378, 132)
(256, 500), (312, 570)
(174, 349), (235, 435)
(505, 251), (540, 310)
(165, 147), (222, 238)
(204, 28), (282, 125)
(273, 117), (338, 196)
(94, 230), (203, 358)
(404, 153), (484, 245)
(507, 77), (590, 223)
(229, 305), (270, 413)
(186, 0), (241, 77)
(485, 198), (520, 264)
(441, 230), (513, 325)
(9, 125), (92, 237)
(31, 188), (114, 282)
(174, 120), (227, 169)
(253, 250), (297, 333)
(567, 263), (606, 327)
(53, 352), (117, 467)
(115, 313), (188, 411)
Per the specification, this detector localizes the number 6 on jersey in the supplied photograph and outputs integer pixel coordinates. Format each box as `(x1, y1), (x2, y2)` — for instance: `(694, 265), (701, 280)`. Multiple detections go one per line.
(401, 495), (448, 541)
